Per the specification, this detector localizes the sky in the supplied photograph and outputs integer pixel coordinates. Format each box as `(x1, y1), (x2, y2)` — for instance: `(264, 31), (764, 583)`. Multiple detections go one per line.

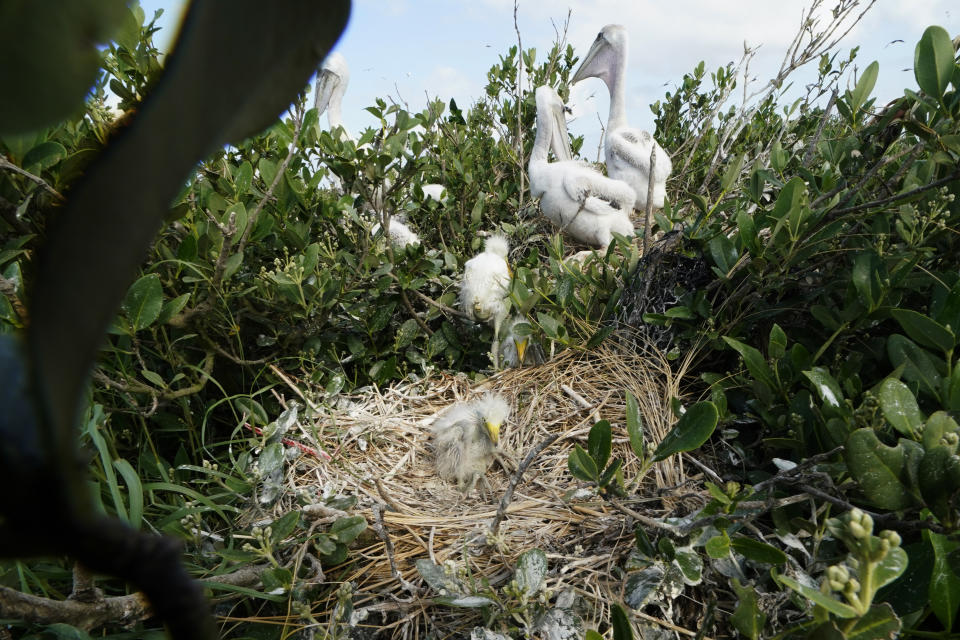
(139, 0), (958, 159)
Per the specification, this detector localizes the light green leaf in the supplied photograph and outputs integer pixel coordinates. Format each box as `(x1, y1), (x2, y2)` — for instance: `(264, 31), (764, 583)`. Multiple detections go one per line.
(877, 378), (924, 438)
(850, 61), (879, 113)
(330, 515), (367, 544)
(843, 603), (901, 640)
(845, 429), (922, 510)
(112, 458), (143, 528)
(777, 573), (858, 618)
(514, 549), (548, 596)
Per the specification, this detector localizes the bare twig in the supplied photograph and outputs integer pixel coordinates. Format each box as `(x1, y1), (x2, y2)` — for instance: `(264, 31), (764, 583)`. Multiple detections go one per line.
(371, 503), (418, 595)
(643, 146), (657, 256)
(0, 155), (64, 201)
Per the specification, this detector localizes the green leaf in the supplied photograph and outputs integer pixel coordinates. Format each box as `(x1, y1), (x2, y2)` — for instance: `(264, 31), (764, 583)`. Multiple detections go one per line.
(723, 336), (776, 388)
(112, 458), (143, 529)
(918, 446), (960, 522)
(892, 308), (956, 353)
(514, 548), (548, 596)
(22, 141), (67, 171)
(708, 234), (738, 275)
(914, 25), (955, 100)
(157, 293), (190, 325)
(923, 411), (960, 452)
(845, 429), (922, 510)
(852, 251), (884, 311)
(777, 573), (859, 618)
(568, 444), (598, 482)
(270, 511), (301, 544)
(720, 153), (745, 191)
(415, 559), (454, 592)
(587, 420), (612, 471)
(731, 537), (788, 565)
(731, 579), (767, 640)
(768, 324), (787, 360)
(927, 530), (960, 629)
(705, 532), (731, 559)
(843, 603), (901, 640)
(877, 378), (924, 438)
(850, 61), (880, 113)
(217, 548), (260, 563)
(330, 515), (366, 544)
(873, 546), (909, 592)
(433, 595), (497, 608)
(673, 547), (703, 585)
(626, 391), (645, 460)
(32, 624), (93, 640)
(652, 401), (718, 462)
(624, 566), (664, 609)
(803, 367), (848, 416)
(887, 334), (944, 399)
(585, 631), (604, 640)
(121, 274), (163, 331)
(258, 442), (285, 476)
(611, 604), (634, 640)
(261, 567), (292, 595)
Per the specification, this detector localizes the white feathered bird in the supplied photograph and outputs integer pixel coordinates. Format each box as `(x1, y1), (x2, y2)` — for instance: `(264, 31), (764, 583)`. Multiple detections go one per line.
(371, 217), (420, 250)
(431, 393), (511, 494)
(314, 52), (352, 141)
(571, 25), (672, 211)
(529, 86), (636, 248)
(460, 235), (512, 368)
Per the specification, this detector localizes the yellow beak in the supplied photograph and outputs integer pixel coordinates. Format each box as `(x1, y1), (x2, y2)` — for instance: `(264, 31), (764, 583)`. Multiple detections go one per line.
(516, 337), (528, 364)
(486, 421), (500, 444)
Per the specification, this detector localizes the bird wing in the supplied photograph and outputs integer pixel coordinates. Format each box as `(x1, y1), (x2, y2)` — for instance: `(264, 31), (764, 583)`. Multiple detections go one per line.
(559, 164), (636, 213)
(608, 127), (672, 182)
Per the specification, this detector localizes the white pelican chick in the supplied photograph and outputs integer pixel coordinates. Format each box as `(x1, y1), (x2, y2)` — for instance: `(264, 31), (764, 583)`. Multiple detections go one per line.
(431, 393), (511, 494)
(529, 86), (636, 248)
(571, 25), (672, 211)
(460, 235), (512, 368)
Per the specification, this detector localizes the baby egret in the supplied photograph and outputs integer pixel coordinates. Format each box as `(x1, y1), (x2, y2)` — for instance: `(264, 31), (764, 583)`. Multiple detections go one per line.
(315, 52), (352, 141)
(460, 235), (512, 368)
(371, 217), (420, 250)
(500, 315), (544, 368)
(529, 86), (636, 248)
(571, 25), (672, 212)
(431, 393), (511, 494)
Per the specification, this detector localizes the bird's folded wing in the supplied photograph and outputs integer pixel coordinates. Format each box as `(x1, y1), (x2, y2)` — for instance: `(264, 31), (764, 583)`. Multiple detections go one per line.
(609, 127), (672, 180)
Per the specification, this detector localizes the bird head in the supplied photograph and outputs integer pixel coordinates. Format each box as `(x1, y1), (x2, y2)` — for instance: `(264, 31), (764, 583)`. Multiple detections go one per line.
(315, 52), (349, 116)
(571, 24), (627, 87)
(476, 392), (511, 444)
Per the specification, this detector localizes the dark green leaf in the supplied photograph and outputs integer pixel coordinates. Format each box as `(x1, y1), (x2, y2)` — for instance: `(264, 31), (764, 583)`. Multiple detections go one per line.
(843, 603), (901, 640)
(731, 537), (788, 565)
(270, 511), (300, 544)
(624, 567), (664, 610)
(927, 530), (960, 629)
(330, 515), (366, 544)
(914, 26), (955, 100)
(777, 573), (858, 618)
(652, 401), (718, 462)
(845, 429), (922, 510)
(723, 336), (776, 388)
(568, 444), (599, 482)
(587, 420), (612, 470)
(625, 391), (645, 460)
(121, 274), (163, 331)
(891, 309), (956, 353)
(877, 378), (924, 438)
(731, 579), (767, 640)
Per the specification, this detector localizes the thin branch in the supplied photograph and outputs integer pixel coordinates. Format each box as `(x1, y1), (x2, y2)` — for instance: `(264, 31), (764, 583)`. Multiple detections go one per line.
(371, 503), (418, 595)
(0, 155), (64, 201)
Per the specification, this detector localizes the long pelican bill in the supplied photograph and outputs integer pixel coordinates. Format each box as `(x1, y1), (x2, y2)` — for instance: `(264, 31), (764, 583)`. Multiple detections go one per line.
(571, 36), (605, 84)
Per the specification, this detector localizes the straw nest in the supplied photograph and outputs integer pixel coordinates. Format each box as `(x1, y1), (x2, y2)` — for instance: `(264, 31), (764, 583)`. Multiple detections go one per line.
(263, 342), (707, 638)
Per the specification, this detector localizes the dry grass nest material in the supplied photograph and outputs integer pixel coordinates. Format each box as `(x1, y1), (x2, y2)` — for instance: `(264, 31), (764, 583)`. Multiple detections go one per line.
(283, 342), (706, 636)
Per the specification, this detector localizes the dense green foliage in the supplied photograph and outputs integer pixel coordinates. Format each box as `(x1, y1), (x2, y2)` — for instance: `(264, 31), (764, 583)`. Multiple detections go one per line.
(2, 2), (960, 638)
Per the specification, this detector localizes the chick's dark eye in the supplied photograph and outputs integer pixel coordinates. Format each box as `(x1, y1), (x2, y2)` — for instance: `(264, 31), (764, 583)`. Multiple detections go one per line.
(595, 32), (602, 40)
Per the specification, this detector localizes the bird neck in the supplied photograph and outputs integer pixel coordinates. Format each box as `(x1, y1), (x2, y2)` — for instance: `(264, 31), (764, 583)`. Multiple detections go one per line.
(327, 95), (353, 142)
(531, 101), (553, 164)
(605, 53), (629, 133)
